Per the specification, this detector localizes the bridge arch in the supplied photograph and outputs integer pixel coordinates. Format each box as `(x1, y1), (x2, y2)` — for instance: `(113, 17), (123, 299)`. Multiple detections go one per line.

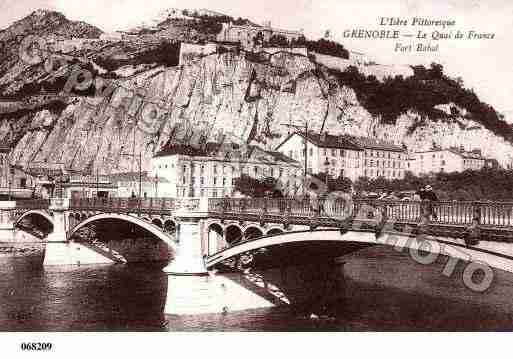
(266, 227), (285, 236)
(15, 210), (54, 228)
(163, 219), (177, 233)
(207, 223), (225, 255)
(206, 229), (513, 279)
(243, 226), (264, 241)
(225, 224), (243, 245)
(151, 218), (163, 228)
(68, 213), (177, 251)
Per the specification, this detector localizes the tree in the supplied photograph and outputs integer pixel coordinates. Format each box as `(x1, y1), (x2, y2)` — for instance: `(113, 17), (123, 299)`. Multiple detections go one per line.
(233, 174), (282, 197)
(313, 173), (352, 193)
(269, 34), (289, 47)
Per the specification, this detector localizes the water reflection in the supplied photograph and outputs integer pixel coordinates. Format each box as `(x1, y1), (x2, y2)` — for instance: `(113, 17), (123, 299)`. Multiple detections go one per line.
(2, 243), (513, 331)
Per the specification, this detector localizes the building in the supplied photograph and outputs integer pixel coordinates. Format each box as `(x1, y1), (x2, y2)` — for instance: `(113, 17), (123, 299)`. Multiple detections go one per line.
(349, 136), (407, 180)
(62, 175), (118, 199)
(275, 132), (363, 181)
(275, 132), (407, 181)
(216, 21), (303, 48)
(106, 172), (169, 198)
(408, 147), (487, 175)
(150, 142), (302, 198)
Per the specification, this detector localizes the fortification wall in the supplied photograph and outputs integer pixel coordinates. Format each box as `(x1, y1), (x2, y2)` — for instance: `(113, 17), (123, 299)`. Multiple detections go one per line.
(312, 52), (414, 81)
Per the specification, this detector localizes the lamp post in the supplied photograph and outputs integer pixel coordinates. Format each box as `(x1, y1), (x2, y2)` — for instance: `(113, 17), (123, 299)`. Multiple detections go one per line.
(324, 158), (330, 191)
(154, 173), (159, 198)
(280, 121), (309, 196)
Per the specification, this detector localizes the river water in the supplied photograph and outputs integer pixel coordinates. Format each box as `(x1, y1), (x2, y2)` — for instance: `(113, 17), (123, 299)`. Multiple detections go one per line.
(2, 237), (513, 331)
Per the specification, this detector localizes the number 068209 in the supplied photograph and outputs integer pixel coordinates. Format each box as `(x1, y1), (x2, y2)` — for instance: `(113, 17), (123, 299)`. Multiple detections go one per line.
(20, 343), (53, 351)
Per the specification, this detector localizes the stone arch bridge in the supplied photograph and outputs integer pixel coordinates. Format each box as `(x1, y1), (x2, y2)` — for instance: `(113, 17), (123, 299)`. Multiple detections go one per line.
(4, 196), (513, 315)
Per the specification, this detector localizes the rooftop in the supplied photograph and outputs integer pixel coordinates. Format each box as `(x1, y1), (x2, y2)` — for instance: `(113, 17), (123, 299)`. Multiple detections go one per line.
(106, 172), (170, 183)
(277, 131), (362, 151)
(277, 131), (405, 152)
(155, 142), (300, 166)
(347, 136), (405, 152)
(414, 147), (486, 160)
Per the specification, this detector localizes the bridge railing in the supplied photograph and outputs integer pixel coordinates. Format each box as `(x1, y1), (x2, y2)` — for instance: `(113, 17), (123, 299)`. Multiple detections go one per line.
(208, 197), (354, 219)
(15, 199), (51, 209)
(474, 202), (513, 227)
(353, 199), (422, 222)
(69, 197), (178, 212)
(208, 198), (513, 229)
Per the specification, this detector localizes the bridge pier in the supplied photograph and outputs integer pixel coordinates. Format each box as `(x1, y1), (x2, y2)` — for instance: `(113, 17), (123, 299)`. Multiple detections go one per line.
(43, 198), (115, 266)
(163, 219), (208, 276)
(0, 201), (16, 241)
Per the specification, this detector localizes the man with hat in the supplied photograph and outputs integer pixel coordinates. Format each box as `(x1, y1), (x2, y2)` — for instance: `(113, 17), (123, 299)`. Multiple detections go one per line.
(417, 185), (439, 221)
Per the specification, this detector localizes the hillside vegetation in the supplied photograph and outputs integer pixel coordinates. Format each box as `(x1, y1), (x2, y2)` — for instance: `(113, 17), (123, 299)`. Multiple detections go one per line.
(328, 63), (513, 142)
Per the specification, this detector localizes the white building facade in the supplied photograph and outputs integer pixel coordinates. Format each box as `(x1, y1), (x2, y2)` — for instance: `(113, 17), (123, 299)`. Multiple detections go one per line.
(352, 137), (407, 180)
(275, 132), (407, 181)
(408, 148), (487, 175)
(150, 143), (302, 198)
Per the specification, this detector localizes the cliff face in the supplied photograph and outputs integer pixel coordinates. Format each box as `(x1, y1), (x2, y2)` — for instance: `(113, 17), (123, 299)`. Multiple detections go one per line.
(5, 49), (513, 174)
(1, 10), (511, 176)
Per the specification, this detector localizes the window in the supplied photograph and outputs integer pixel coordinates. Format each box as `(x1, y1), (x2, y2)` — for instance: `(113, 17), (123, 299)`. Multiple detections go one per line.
(200, 165), (205, 174)
(271, 167), (275, 177)
(201, 189), (205, 197)
(183, 177), (186, 184)
(332, 149), (336, 156)
(254, 166), (258, 176)
(200, 177), (204, 185)
(223, 178), (226, 186)
(309, 148), (313, 156)
(213, 165), (218, 174)
(324, 149), (327, 156)
(214, 178), (217, 185)
(213, 191), (218, 198)
(20, 178), (27, 188)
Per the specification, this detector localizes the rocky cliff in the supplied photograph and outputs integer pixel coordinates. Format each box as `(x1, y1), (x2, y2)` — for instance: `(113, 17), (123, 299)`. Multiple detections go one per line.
(1, 10), (512, 176)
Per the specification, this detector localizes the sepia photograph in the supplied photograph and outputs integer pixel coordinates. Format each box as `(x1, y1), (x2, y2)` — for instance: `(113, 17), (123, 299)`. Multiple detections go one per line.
(0, 0), (513, 353)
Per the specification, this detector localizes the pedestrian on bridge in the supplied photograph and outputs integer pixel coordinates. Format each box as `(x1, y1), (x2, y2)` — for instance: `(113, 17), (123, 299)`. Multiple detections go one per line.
(417, 185), (439, 221)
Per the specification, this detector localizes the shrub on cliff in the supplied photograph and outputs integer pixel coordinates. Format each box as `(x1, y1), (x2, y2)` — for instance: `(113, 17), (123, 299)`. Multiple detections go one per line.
(292, 36), (349, 59)
(329, 63), (513, 142)
(94, 41), (180, 72)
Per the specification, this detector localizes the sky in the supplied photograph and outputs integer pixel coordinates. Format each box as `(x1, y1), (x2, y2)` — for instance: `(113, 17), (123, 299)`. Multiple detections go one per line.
(0, 0), (512, 114)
